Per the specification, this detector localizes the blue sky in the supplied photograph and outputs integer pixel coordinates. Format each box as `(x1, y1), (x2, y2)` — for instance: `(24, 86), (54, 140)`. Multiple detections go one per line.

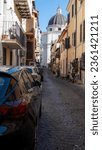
(35, 0), (69, 32)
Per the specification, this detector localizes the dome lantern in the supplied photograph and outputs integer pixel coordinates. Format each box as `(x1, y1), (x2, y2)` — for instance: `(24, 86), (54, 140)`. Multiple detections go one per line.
(56, 6), (62, 14)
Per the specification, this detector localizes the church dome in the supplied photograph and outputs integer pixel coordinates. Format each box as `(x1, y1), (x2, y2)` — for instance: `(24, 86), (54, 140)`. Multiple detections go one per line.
(48, 7), (66, 26)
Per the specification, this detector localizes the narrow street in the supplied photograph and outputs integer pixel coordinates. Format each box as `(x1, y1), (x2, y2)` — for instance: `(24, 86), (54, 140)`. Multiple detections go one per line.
(0, 68), (85, 150)
(37, 69), (85, 150)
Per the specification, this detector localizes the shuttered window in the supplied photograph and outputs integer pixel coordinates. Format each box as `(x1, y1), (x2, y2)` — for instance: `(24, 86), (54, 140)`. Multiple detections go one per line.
(80, 24), (82, 42)
(83, 20), (85, 42)
(72, 4), (74, 17)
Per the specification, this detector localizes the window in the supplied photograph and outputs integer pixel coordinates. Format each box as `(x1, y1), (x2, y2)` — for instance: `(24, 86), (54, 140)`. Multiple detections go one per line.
(72, 32), (76, 46)
(80, 52), (85, 70)
(83, 20), (85, 42)
(65, 37), (70, 49)
(49, 28), (52, 31)
(58, 28), (61, 31)
(4, 0), (7, 3)
(35, 53), (39, 57)
(80, 0), (83, 5)
(80, 24), (82, 42)
(75, 0), (77, 15)
(67, 13), (70, 24)
(72, 4), (74, 17)
(74, 32), (76, 46)
(3, 48), (6, 65)
(10, 51), (12, 65)
(68, 37), (70, 48)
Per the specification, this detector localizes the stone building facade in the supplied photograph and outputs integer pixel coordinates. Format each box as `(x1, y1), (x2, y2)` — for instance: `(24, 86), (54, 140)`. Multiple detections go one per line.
(0, 0), (33, 66)
(0, 0), (40, 66)
(50, 0), (85, 84)
(66, 0), (85, 83)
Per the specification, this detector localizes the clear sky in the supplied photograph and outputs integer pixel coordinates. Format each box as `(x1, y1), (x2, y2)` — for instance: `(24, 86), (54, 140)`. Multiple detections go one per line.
(35, 0), (69, 32)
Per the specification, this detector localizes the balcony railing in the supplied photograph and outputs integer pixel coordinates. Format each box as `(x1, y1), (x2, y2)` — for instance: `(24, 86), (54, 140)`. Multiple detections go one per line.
(2, 21), (26, 48)
(14, 0), (32, 18)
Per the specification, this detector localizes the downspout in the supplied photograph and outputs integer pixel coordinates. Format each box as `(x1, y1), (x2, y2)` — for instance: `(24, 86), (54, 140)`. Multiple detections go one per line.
(0, 13), (3, 65)
(66, 27), (68, 78)
(75, 0), (77, 60)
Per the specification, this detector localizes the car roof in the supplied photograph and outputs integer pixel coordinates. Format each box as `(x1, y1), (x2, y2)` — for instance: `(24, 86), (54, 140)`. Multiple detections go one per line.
(0, 71), (18, 81)
(7, 66), (22, 74)
(0, 66), (22, 74)
(0, 66), (24, 82)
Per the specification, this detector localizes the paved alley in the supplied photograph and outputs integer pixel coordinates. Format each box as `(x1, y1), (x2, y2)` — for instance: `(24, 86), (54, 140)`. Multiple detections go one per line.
(37, 69), (85, 150)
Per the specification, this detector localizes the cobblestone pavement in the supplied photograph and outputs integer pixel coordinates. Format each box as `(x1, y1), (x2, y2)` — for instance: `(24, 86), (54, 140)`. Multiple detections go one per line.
(36, 69), (85, 150)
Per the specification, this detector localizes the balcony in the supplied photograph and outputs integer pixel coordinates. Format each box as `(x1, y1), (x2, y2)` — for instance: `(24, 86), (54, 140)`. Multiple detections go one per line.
(1, 21), (26, 50)
(14, 0), (32, 18)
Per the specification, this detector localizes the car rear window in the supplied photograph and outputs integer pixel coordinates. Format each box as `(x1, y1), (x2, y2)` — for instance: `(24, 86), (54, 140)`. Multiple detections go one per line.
(0, 77), (10, 105)
(6, 77), (22, 101)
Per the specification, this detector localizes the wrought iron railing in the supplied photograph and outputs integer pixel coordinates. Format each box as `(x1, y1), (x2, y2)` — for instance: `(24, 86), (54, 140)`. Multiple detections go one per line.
(2, 21), (26, 48)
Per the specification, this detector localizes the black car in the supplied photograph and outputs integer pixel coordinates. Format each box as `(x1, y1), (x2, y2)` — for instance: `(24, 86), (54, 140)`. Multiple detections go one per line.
(37, 67), (44, 82)
(0, 67), (42, 150)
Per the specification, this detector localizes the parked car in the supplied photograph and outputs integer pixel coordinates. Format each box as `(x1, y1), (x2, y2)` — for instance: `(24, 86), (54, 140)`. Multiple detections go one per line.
(0, 66), (42, 150)
(24, 66), (42, 82)
(37, 66), (44, 82)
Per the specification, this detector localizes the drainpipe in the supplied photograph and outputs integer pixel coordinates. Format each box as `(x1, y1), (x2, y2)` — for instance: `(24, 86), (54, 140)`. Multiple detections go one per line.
(66, 27), (68, 78)
(75, 0), (77, 60)
(0, 41), (3, 65)
(0, 13), (3, 65)
(18, 49), (20, 66)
